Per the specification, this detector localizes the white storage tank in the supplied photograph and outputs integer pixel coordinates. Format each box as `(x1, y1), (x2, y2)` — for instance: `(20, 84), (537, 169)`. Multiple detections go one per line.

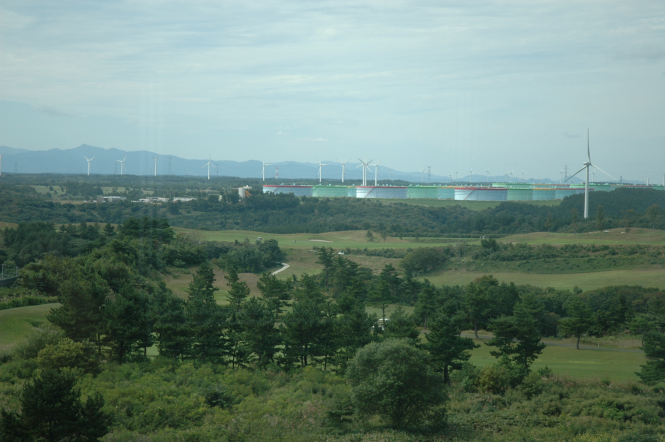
(356, 186), (407, 199)
(454, 187), (507, 201)
(263, 185), (313, 197)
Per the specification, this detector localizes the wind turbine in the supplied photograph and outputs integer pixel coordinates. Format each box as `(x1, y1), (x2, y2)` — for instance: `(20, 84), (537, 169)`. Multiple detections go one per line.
(486, 170), (491, 182)
(117, 156), (126, 175)
(566, 129), (618, 219)
(318, 162), (328, 183)
(508, 170), (514, 183)
(560, 170), (563, 184)
(356, 156), (373, 186)
(469, 169), (473, 183)
(151, 155), (158, 177)
(0, 153), (5, 177)
(522, 170), (526, 182)
(261, 161), (271, 181)
(389, 169), (393, 181)
(373, 159), (382, 186)
(83, 156), (95, 176)
(203, 155), (217, 180)
(337, 158), (351, 183)
(421, 168), (427, 183)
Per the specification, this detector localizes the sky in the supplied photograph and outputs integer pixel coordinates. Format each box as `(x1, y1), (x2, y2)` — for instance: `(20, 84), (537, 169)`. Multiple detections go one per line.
(0, 0), (664, 181)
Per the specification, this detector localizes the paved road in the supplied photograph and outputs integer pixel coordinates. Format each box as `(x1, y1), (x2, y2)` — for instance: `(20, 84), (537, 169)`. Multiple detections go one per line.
(271, 263), (290, 276)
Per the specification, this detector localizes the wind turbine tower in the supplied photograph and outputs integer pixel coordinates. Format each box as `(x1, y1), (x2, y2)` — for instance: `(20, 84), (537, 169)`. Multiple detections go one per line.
(84, 156), (95, 176)
(566, 129), (617, 219)
(318, 162), (328, 183)
(117, 156), (126, 175)
(427, 166), (431, 183)
(261, 161), (271, 181)
(356, 156), (373, 186)
(337, 158), (351, 183)
(0, 153), (5, 177)
(421, 168), (427, 183)
(203, 155), (217, 180)
(373, 159), (382, 186)
(151, 155), (158, 177)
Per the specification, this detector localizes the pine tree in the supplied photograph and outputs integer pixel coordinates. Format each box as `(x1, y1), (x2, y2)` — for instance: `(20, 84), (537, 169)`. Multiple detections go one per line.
(383, 306), (420, 344)
(334, 305), (377, 372)
(239, 297), (280, 368)
(186, 261), (226, 362)
(0, 370), (109, 442)
(637, 330), (665, 385)
(101, 289), (147, 363)
(559, 298), (593, 350)
(256, 272), (291, 317)
(368, 278), (393, 326)
(154, 292), (190, 360)
(425, 313), (478, 384)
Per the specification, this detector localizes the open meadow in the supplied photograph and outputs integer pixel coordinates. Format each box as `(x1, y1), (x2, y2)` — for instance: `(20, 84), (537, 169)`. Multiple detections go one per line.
(0, 303), (59, 346)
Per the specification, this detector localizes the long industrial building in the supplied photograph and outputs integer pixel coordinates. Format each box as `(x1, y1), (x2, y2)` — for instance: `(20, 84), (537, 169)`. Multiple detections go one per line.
(263, 183), (664, 201)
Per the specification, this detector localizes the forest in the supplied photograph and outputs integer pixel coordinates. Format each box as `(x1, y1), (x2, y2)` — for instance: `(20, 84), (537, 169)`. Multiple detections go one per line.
(1, 218), (665, 441)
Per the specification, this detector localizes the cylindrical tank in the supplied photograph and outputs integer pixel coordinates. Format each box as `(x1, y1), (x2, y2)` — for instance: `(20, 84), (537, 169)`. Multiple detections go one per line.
(263, 185), (313, 197)
(437, 186), (455, 199)
(507, 188), (533, 201)
(407, 186), (438, 199)
(312, 185), (349, 197)
(532, 188), (556, 200)
(356, 186), (408, 199)
(555, 188), (585, 199)
(454, 187), (507, 201)
(347, 187), (357, 197)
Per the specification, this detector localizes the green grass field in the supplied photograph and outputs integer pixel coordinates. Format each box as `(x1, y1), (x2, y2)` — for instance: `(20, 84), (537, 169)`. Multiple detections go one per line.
(468, 337), (645, 381)
(424, 268), (665, 290)
(0, 303), (59, 346)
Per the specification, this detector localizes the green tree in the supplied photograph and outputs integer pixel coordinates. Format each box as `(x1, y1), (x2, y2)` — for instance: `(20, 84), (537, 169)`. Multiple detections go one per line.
(571, 208), (579, 233)
(186, 262), (227, 362)
(346, 339), (447, 429)
(334, 305), (377, 372)
(154, 292), (190, 360)
(487, 294), (546, 372)
(425, 313), (478, 384)
(368, 278), (393, 326)
(596, 205), (605, 231)
(47, 273), (108, 349)
(646, 204), (660, 232)
(256, 272), (291, 317)
(239, 297), (280, 368)
(0, 370), (108, 442)
(415, 283), (438, 329)
(365, 230), (374, 242)
(102, 289), (150, 363)
(623, 209), (635, 233)
(383, 306), (420, 344)
(36, 338), (99, 375)
(464, 275), (500, 338)
(637, 330), (665, 385)
(559, 298), (593, 349)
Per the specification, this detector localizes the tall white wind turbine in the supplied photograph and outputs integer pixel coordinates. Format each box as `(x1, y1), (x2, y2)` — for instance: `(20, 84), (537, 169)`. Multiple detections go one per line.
(566, 129), (618, 219)
(421, 168), (427, 183)
(373, 159), (382, 186)
(151, 155), (158, 177)
(117, 156), (126, 175)
(337, 158), (351, 183)
(261, 161), (271, 181)
(0, 153), (5, 177)
(203, 155), (217, 180)
(318, 162), (328, 183)
(84, 156), (95, 176)
(356, 156), (373, 186)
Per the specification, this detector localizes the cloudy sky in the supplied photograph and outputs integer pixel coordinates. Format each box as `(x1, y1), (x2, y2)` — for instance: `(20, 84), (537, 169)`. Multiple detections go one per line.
(1, 0), (664, 181)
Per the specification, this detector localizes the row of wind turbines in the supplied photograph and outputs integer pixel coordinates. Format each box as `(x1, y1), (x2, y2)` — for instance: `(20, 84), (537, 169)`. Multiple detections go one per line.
(81, 154), (220, 179)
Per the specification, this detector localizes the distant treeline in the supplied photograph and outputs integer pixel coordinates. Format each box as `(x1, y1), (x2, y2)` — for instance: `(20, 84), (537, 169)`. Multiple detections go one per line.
(1, 181), (665, 236)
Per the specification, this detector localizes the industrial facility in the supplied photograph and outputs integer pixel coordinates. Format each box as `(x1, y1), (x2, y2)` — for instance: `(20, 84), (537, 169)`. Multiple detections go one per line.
(262, 183), (663, 202)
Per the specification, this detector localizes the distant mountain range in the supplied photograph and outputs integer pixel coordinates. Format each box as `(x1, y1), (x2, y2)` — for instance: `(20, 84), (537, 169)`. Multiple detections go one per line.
(0, 144), (586, 184)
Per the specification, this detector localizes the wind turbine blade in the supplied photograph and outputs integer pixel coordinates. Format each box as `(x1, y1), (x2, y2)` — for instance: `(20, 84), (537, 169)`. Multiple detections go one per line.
(565, 166), (586, 182)
(357, 158), (364, 164)
(587, 129), (591, 162)
(591, 164), (618, 182)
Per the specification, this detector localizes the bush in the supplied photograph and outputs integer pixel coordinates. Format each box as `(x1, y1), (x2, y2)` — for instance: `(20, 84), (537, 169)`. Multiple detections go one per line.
(346, 339), (447, 429)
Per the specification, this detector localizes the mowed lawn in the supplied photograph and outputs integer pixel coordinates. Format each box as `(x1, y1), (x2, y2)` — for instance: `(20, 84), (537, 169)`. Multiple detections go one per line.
(0, 303), (59, 346)
(424, 268), (665, 291)
(468, 337), (645, 381)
